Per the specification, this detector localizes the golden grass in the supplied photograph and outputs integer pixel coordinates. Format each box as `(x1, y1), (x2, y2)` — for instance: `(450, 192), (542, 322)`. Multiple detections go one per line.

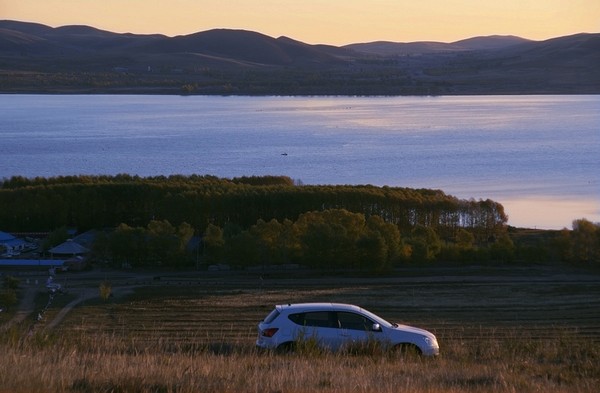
(1, 328), (598, 393)
(3, 269), (599, 392)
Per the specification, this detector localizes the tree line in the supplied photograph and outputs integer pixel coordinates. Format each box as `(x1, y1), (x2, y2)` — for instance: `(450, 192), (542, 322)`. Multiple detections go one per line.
(0, 175), (507, 240)
(84, 213), (598, 271)
(82, 208), (511, 272)
(1, 175), (597, 269)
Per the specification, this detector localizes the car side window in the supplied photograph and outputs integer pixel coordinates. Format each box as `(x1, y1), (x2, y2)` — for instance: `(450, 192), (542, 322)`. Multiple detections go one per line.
(288, 312), (304, 325)
(337, 312), (373, 331)
(305, 311), (335, 328)
(290, 311), (336, 328)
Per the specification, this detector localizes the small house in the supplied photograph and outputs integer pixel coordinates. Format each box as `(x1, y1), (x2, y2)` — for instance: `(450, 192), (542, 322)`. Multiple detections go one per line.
(0, 231), (28, 255)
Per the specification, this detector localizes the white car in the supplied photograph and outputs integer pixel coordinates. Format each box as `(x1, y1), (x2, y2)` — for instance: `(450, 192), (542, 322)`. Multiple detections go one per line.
(256, 303), (439, 356)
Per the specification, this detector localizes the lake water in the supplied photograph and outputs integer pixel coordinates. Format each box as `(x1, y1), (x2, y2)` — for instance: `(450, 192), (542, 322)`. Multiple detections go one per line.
(1, 94), (598, 229)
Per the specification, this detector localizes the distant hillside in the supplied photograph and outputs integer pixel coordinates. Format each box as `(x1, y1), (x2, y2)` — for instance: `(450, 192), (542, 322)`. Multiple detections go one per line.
(0, 20), (598, 95)
(343, 35), (531, 55)
(453, 35), (531, 50)
(0, 21), (348, 69)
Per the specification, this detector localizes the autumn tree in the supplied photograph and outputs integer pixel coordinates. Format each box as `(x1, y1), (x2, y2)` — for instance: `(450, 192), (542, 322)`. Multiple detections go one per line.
(456, 228), (475, 250)
(569, 218), (600, 264)
(203, 223), (225, 264)
(146, 220), (194, 267)
(489, 233), (515, 262)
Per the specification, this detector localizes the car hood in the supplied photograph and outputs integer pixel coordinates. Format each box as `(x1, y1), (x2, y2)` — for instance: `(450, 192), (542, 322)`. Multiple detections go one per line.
(392, 323), (436, 339)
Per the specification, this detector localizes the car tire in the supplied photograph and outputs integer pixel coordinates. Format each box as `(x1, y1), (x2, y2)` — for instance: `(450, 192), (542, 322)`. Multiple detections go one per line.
(276, 341), (296, 354)
(391, 343), (422, 358)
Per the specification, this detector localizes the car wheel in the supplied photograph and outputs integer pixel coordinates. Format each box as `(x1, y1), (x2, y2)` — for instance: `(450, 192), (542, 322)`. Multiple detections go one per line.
(391, 343), (422, 358)
(276, 341), (296, 354)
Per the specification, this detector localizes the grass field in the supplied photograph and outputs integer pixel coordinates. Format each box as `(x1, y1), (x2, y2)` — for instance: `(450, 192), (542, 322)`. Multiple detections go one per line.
(1, 265), (599, 392)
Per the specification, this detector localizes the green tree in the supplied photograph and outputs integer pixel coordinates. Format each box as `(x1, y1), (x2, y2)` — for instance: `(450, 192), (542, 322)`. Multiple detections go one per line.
(294, 209), (365, 269)
(109, 223), (147, 267)
(0, 289), (17, 308)
(90, 231), (110, 263)
(225, 230), (259, 268)
(147, 220), (178, 266)
(409, 225), (441, 263)
(3, 275), (20, 290)
(357, 230), (387, 272)
(42, 226), (69, 251)
(358, 215), (406, 272)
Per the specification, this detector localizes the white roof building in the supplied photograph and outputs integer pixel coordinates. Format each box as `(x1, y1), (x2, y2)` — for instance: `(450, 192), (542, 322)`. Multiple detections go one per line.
(0, 231), (28, 252)
(49, 239), (90, 256)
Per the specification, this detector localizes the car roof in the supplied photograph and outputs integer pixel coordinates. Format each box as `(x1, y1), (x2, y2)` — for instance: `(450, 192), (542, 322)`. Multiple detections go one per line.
(276, 302), (364, 313)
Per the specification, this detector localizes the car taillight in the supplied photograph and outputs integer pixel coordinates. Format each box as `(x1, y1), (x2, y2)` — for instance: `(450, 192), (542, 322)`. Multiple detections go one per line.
(261, 328), (279, 337)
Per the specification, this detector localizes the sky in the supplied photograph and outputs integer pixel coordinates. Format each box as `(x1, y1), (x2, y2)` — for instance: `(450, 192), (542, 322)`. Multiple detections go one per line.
(2, 0), (599, 45)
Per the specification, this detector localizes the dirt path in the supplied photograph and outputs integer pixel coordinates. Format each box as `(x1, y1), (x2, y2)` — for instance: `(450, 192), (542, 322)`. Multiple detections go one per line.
(44, 285), (137, 330)
(45, 288), (96, 329)
(1, 271), (142, 332)
(1, 286), (37, 331)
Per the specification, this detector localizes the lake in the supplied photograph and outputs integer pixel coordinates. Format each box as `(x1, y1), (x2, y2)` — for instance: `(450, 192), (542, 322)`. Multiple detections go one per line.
(1, 94), (598, 229)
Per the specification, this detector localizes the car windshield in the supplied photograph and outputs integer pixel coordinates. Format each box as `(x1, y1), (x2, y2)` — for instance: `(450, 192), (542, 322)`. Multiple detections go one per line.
(359, 308), (393, 328)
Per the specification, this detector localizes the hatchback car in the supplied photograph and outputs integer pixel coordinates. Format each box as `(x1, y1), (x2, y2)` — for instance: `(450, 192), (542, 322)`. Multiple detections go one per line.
(256, 303), (439, 356)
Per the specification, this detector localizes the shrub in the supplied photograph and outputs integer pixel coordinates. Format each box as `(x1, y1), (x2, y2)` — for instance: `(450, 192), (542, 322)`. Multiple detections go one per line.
(0, 289), (17, 308)
(3, 275), (20, 290)
(99, 281), (112, 301)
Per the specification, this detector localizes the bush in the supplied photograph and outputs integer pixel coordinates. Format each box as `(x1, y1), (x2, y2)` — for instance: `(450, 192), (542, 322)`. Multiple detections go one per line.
(3, 275), (20, 290)
(0, 289), (17, 308)
(99, 281), (112, 301)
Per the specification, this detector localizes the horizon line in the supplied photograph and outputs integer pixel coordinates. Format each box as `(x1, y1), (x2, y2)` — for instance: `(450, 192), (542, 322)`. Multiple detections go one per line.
(3, 18), (597, 47)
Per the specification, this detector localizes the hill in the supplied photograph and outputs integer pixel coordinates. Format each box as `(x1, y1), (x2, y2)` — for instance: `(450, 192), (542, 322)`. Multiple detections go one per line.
(343, 35), (531, 55)
(0, 20), (598, 94)
(0, 21), (348, 69)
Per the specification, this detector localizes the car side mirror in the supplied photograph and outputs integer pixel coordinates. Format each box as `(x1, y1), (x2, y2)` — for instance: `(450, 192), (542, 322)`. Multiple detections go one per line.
(372, 323), (381, 332)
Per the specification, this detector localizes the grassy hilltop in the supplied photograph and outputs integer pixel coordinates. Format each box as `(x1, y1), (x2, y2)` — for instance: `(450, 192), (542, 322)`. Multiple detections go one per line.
(1, 266), (599, 393)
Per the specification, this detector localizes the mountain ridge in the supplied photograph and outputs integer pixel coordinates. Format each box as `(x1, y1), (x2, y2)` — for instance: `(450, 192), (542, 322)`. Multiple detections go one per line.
(0, 20), (598, 95)
(343, 35), (532, 55)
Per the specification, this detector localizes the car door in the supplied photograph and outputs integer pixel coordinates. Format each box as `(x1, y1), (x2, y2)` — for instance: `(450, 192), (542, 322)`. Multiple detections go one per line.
(297, 311), (341, 350)
(336, 311), (378, 348)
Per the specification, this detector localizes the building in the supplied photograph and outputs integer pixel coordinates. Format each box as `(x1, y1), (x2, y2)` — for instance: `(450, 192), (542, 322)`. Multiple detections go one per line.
(0, 231), (28, 256)
(48, 239), (90, 257)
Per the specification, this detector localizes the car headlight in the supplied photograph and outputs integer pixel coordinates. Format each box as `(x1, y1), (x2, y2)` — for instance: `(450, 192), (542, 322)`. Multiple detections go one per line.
(423, 336), (436, 347)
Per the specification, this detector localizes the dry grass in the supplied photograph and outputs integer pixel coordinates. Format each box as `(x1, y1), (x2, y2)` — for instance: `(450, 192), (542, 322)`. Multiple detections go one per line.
(0, 329), (598, 393)
(1, 267), (599, 392)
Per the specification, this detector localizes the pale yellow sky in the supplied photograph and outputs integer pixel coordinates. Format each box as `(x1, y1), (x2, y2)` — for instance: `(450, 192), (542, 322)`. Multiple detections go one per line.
(2, 0), (599, 45)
